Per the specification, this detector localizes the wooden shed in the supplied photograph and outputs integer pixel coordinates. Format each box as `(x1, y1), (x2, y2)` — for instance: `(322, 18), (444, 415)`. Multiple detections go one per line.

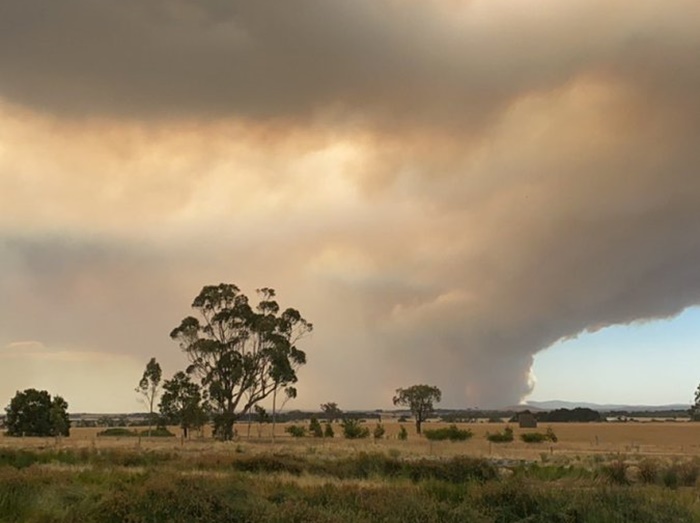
(517, 411), (538, 429)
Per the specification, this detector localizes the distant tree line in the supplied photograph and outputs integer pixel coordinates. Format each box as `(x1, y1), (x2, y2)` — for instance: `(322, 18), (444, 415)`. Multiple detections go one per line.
(535, 408), (603, 423)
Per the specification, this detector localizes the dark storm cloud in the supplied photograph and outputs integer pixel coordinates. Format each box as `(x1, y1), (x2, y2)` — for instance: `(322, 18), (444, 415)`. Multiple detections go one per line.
(3, 0), (696, 130)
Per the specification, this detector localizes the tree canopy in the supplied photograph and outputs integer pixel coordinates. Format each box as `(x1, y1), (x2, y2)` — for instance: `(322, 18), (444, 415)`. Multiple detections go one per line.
(159, 371), (209, 438)
(5, 389), (70, 437)
(170, 284), (312, 440)
(393, 384), (442, 434)
(320, 402), (343, 423)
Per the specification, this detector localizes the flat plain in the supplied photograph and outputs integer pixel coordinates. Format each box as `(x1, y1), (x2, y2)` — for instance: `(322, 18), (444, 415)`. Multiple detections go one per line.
(3, 420), (700, 460)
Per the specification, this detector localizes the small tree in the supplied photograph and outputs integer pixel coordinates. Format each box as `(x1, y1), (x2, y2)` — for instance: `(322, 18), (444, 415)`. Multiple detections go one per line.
(324, 422), (334, 438)
(392, 384), (441, 435)
(159, 371), (209, 439)
(309, 416), (323, 438)
(320, 402), (343, 423)
(5, 389), (70, 437)
(691, 383), (700, 421)
(398, 426), (408, 441)
(136, 357), (162, 437)
(255, 405), (270, 437)
(341, 418), (370, 439)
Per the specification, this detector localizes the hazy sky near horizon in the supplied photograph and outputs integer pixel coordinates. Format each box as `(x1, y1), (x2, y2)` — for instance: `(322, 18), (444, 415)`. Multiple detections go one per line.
(2, 0), (700, 413)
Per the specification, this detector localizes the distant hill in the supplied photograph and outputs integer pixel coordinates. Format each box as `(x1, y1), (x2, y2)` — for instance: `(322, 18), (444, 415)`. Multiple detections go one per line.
(526, 400), (689, 412)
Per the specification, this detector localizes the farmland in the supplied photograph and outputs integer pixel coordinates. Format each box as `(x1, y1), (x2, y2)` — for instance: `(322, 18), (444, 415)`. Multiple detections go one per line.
(4, 420), (700, 459)
(3, 421), (700, 521)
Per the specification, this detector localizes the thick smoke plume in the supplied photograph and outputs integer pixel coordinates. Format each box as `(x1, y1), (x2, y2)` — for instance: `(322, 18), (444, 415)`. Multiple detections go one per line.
(1, 0), (700, 408)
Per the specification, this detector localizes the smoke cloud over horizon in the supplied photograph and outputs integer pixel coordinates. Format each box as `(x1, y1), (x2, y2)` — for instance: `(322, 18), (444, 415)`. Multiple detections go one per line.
(1, 0), (700, 410)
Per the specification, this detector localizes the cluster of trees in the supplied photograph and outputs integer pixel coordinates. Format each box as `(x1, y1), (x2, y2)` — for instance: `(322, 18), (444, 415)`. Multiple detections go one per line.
(4, 389), (70, 438)
(535, 408), (603, 423)
(7, 282), (700, 442)
(133, 283), (313, 441)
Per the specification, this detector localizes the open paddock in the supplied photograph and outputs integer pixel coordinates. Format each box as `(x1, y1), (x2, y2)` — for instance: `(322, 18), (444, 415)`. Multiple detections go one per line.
(3, 420), (700, 462)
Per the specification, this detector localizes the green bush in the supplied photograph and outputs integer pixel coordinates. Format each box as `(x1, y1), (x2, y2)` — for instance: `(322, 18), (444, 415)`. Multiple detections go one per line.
(373, 423), (386, 440)
(398, 426), (408, 441)
(486, 426), (513, 443)
(520, 432), (547, 443)
(285, 425), (307, 438)
(424, 425), (473, 441)
(309, 417), (323, 438)
(324, 423), (334, 438)
(520, 428), (557, 444)
(341, 418), (370, 439)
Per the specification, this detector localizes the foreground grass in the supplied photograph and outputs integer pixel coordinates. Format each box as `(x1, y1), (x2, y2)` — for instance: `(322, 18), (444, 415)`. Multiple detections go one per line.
(0, 448), (698, 522)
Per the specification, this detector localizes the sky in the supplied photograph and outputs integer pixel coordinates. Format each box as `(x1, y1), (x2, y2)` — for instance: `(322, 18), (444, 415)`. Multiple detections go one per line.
(1, 0), (700, 413)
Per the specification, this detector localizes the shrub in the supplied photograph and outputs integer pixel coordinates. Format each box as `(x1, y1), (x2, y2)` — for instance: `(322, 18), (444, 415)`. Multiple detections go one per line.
(487, 427), (514, 443)
(424, 424), (473, 441)
(602, 459), (629, 485)
(663, 466), (680, 489)
(341, 419), (370, 439)
(639, 459), (659, 484)
(373, 423), (386, 440)
(324, 423), (334, 438)
(520, 428), (557, 444)
(398, 426), (408, 441)
(309, 417), (323, 438)
(664, 461), (700, 488)
(520, 432), (547, 443)
(285, 425), (307, 438)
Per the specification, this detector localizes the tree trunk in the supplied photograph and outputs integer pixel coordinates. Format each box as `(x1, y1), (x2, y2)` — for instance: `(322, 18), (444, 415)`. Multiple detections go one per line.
(148, 396), (153, 438)
(272, 388), (277, 442)
(416, 418), (422, 435)
(219, 414), (235, 441)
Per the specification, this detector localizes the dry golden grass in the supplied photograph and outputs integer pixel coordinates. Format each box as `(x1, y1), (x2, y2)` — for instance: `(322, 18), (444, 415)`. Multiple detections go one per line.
(3, 420), (700, 461)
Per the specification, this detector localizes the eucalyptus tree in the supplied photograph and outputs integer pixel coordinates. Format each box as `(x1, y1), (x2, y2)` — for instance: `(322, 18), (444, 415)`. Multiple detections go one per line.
(170, 284), (312, 440)
(159, 371), (209, 439)
(136, 357), (162, 437)
(393, 384), (442, 435)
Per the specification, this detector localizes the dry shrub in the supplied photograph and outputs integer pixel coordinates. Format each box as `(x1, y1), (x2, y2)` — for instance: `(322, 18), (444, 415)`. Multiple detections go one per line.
(638, 459), (659, 484)
(602, 459), (629, 485)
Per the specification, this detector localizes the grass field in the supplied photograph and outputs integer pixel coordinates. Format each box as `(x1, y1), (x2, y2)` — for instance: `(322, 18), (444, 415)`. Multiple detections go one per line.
(4, 420), (700, 460)
(3, 421), (700, 521)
